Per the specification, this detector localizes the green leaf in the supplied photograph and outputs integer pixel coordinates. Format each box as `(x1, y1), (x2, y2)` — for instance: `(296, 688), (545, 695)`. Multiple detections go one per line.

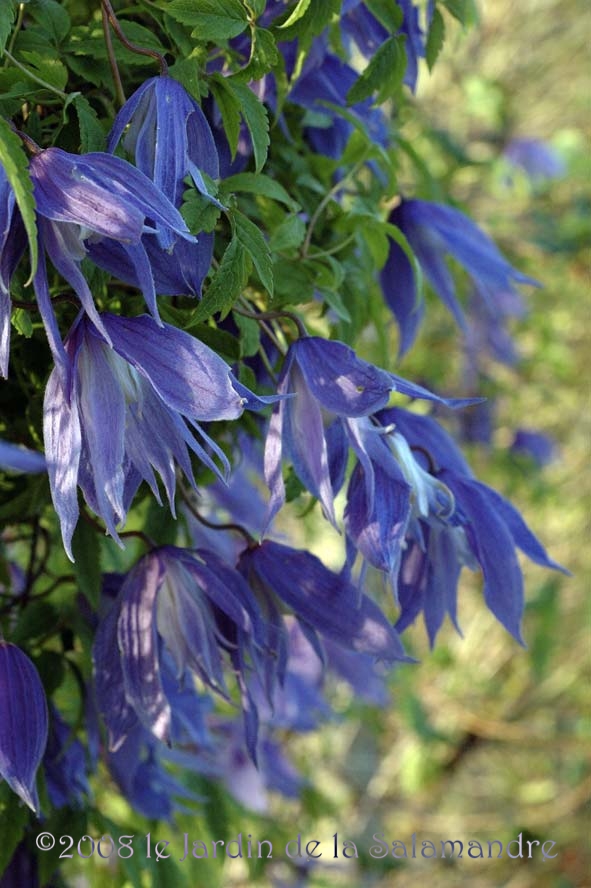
(27, 0), (71, 45)
(236, 26), (278, 82)
(442, 0), (478, 26)
(72, 95), (104, 151)
(0, 118), (38, 283)
(364, 0), (403, 32)
(209, 73), (241, 158)
(269, 213), (306, 252)
(233, 209), (273, 294)
(0, 785), (29, 881)
(12, 601), (60, 645)
(11, 307), (33, 338)
(318, 288), (351, 322)
(71, 520), (101, 610)
(190, 237), (250, 322)
(346, 34), (407, 106)
(426, 7), (445, 70)
(19, 50), (68, 91)
(230, 80), (270, 172)
(167, 0), (248, 40)
(233, 310), (261, 357)
(181, 189), (222, 233)
(0, 1), (17, 55)
(278, 0), (312, 29)
(222, 172), (300, 210)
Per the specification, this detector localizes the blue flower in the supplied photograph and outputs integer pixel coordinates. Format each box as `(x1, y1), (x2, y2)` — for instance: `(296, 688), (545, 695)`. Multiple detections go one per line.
(503, 137), (565, 184)
(28, 146), (194, 353)
(264, 335), (476, 530)
(510, 428), (558, 467)
(0, 439), (46, 474)
(43, 312), (264, 557)
(380, 198), (539, 356)
(102, 74), (223, 297)
(0, 165), (26, 377)
(0, 641), (48, 814)
(43, 705), (90, 810)
(92, 547), (260, 752)
(375, 407), (569, 644)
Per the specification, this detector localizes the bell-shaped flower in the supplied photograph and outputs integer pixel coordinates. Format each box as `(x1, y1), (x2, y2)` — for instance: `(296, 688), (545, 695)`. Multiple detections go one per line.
(0, 165), (26, 377)
(0, 439), (45, 474)
(264, 334), (476, 530)
(380, 198), (539, 356)
(43, 705), (90, 810)
(43, 312), (267, 558)
(238, 539), (411, 695)
(376, 407), (569, 644)
(28, 146), (194, 340)
(92, 547), (261, 753)
(0, 641), (48, 814)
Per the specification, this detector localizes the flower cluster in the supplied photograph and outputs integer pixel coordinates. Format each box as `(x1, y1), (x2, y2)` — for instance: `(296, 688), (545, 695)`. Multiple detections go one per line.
(0, 0), (568, 859)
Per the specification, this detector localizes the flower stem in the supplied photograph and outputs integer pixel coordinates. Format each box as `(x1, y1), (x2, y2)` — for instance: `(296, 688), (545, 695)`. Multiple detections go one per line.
(101, 0), (168, 75)
(2, 50), (68, 99)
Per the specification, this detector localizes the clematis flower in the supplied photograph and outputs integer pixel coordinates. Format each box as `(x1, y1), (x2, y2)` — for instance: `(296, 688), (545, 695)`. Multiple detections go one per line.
(375, 407), (569, 644)
(43, 312), (270, 558)
(43, 706), (90, 809)
(0, 439), (46, 474)
(0, 641), (48, 814)
(264, 335), (476, 530)
(28, 146), (194, 343)
(503, 137), (565, 183)
(0, 165), (26, 377)
(380, 198), (539, 356)
(92, 547), (260, 752)
(510, 428), (558, 467)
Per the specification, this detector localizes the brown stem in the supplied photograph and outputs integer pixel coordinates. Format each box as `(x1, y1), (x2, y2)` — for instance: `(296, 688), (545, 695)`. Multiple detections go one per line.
(101, 0), (168, 75)
(101, 0), (126, 106)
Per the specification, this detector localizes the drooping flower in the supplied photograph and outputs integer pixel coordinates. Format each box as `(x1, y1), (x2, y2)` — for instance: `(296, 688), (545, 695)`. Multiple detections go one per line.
(503, 137), (565, 184)
(264, 334), (476, 530)
(380, 198), (539, 355)
(0, 165), (26, 377)
(375, 407), (569, 644)
(92, 547), (260, 753)
(0, 641), (48, 814)
(43, 706), (90, 809)
(43, 312), (270, 557)
(0, 439), (46, 474)
(100, 73), (222, 297)
(510, 428), (558, 467)
(28, 146), (195, 343)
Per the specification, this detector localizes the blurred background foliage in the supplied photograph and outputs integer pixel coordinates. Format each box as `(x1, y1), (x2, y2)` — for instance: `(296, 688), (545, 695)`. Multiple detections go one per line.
(16, 0), (589, 886)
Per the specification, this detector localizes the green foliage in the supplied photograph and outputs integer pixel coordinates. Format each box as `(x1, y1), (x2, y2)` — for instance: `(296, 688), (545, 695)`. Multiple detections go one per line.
(0, 118), (38, 282)
(0, 1), (17, 55)
(347, 35), (407, 106)
(166, 0), (249, 41)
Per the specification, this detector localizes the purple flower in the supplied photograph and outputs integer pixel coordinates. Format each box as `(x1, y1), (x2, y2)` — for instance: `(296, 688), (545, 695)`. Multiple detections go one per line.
(503, 137), (565, 183)
(43, 706), (89, 809)
(0, 165), (26, 377)
(380, 199), (539, 356)
(264, 335), (476, 530)
(100, 74), (222, 297)
(28, 146), (194, 350)
(92, 547), (259, 752)
(43, 312), (260, 557)
(510, 429), (558, 467)
(0, 439), (46, 474)
(376, 407), (569, 644)
(0, 641), (48, 814)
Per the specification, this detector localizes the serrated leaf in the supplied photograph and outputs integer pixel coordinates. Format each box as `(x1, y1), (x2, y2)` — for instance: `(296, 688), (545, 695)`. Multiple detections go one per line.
(279, 0), (312, 29)
(168, 0), (248, 40)
(19, 50), (68, 91)
(269, 213), (306, 252)
(190, 237), (250, 323)
(426, 7), (445, 70)
(442, 0), (478, 26)
(27, 0), (71, 45)
(0, 1), (17, 55)
(222, 172), (300, 210)
(11, 308), (33, 338)
(277, 0), (340, 43)
(72, 95), (104, 151)
(209, 73), (242, 158)
(230, 80), (269, 172)
(0, 118), (38, 283)
(319, 288), (351, 322)
(364, 0), (403, 32)
(346, 34), (407, 106)
(71, 520), (101, 609)
(233, 209), (273, 294)
(181, 190), (222, 233)
(236, 26), (278, 82)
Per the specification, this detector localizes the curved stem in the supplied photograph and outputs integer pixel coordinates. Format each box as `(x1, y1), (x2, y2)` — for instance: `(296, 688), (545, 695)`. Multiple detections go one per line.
(101, 0), (168, 75)
(234, 304), (307, 339)
(177, 484), (255, 545)
(102, 0), (126, 106)
(3, 50), (68, 99)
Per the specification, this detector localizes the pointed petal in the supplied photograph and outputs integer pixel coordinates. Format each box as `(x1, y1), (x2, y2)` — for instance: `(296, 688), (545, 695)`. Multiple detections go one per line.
(0, 642), (48, 814)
